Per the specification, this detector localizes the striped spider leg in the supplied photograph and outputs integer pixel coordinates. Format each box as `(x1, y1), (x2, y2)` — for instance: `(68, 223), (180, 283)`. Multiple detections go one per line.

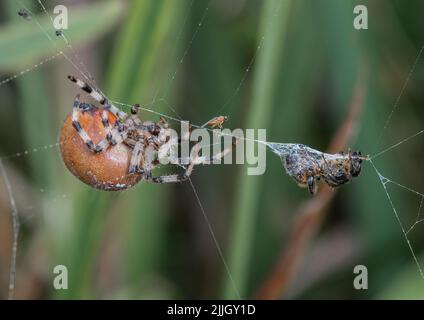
(67, 75), (237, 186)
(71, 94), (128, 153)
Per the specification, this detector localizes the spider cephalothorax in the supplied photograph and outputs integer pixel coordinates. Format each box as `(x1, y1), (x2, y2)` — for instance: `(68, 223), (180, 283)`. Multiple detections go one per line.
(281, 144), (364, 194)
(60, 75), (233, 190)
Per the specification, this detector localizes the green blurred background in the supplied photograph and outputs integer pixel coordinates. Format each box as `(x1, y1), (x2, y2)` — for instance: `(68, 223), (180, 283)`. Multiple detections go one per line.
(0, 0), (424, 299)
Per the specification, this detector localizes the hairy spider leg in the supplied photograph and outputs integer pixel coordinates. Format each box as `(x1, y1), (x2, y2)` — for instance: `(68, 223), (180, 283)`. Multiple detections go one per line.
(144, 131), (161, 150)
(126, 129), (166, 175)
(187, 139), (236, 165)
(146, 143), (203, 184)
(68, 75), (128, 121)
(128, 141), (145, 174)
(71, 94), (128, 153)
(146, 138), (238, 184)
(169, 137), (238, 166)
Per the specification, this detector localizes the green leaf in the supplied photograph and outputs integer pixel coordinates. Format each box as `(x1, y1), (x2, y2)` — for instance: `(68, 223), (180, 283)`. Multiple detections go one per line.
(222, 0), (292, 299)
(0, 0), (125, 71)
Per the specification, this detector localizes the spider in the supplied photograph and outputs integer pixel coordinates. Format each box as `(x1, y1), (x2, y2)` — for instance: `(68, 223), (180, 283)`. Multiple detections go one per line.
(279, 144), (364, 194)
(60, 75), (235, 190)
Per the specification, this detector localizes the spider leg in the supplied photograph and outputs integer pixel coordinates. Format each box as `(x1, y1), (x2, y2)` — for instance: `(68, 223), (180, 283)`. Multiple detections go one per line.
(145, 143), (201, 184)
(128, 141), (145, 174)
(72, 95), (127, 153)
(170, 138), (237, 165)
(144, 132), (161, 150)
(101, 107), (129, 146)
(193, 139), (236, 165)
(104, 99), (128, 122)
(71, 94), (105, 152)
(158, 116), (169, 129)
(100, 108), (119, 142)
(68, 75), (127, 121)
(105, 126), (128, 147)
(146, 172), (190, 184)
(146, 160), (196, 184)
(147, 139), (237, 183)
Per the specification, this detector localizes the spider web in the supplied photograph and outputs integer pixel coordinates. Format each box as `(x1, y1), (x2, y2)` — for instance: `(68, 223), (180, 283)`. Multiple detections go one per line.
(0, 0), (271, 299)
(1, 0), (424, 299)
(367, 43), (424, 282)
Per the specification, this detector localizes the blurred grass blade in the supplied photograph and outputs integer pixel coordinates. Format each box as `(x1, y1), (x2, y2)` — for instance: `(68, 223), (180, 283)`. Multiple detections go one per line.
(0, 0), (124, 71)
(222, 0), (292, 299)
(3, 0), (56, 301)
(3, 2), (55, 196)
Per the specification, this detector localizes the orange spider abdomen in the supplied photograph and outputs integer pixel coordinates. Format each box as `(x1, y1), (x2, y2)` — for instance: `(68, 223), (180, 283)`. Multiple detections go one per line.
(59, 107), (142, 190)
